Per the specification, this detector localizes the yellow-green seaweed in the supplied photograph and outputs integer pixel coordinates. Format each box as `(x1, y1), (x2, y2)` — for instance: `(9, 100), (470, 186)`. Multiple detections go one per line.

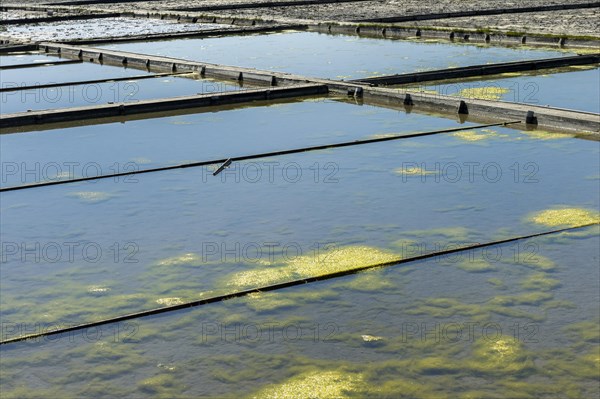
(527, 208), (600, 228)
(156, 297), (184, 306)
(451, 130), (488, 142)
(248, 370), (364, 399)
(457, 259), (496, 273)
(518, 130), (573, 140)
(333, 271), (397, 292)
(519, 273), (561, 291)
(456, 87), (510, 100)
(466, 336), (534, 375)
(227, 245), (399, 288)
(489, 292), (553, 306)
(245, 292), (298, 312)
(138, 374), (181, 396)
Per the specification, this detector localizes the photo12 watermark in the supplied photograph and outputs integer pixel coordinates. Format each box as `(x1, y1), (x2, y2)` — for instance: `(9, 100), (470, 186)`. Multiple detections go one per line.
(199, 241), (339, 264)
(1, 321), (139, 344)
(397, 239), (542, 266)
(200, 161), (340, 184)
(396, 161), (539, 183)
(399, 321), (540, 343)
(0, 241), (140, 264)
(404, 81), (540, 104)
(1, 81), (141, 106)
(1, 161), (140, 185)
(199, 322), (339, 344)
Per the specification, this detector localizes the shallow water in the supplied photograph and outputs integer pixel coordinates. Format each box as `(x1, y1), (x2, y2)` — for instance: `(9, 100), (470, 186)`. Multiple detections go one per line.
(403, 67), (600, 113)
(0, 231), (598, 398)
(1, 98), (471, 186)
(0, 58), (156, 87)
(1, 74), (246, 114)
(1, 97), (598, 329)
(0, 53), (55, 67)
(99, 31), (572, 80)
(1, 32), (598, 398)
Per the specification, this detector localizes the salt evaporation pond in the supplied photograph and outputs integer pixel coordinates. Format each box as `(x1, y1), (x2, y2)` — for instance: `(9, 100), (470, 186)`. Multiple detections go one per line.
(99, 31), (574, 80)
(401, 66), (600, 113)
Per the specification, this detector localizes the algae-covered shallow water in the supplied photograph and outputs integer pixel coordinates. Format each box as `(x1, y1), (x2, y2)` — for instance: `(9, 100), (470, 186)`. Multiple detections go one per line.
(402, 67), (600, 113)
(1, 74), (246, 114)
(1, 44), (598, 396)
(98, 31), (573, 80)
(1, 97), (598, 327)
(0, 231), (598, 398)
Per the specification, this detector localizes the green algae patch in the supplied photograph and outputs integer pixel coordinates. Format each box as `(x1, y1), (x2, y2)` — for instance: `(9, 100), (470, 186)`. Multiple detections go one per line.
(2, 282), (164, 326)
(527, 208), (600, 228)
(242, 287), (340, 313)
(333, 270), (397, 292)
(365, 371), (451, 399)
(520, 273), (561, 291)
(516, 254), (557, 271)
(406, 298), (484, 319)
(456, 87), (509, 101)
(563, 320), (600, 343)
(579, 352), (600, 378)
(518, 130), (573, 140)
(285, 245), (400, 277)
(542, 350), (600, 380)
(542, 299), (576, 311)
(409, 293), (551, 323)
(457, 259), (496, 273)
(487, 306), (546, 322)
(487, 278), (506, 289)
(81, 341), (145, 363)
(227, 245), (400, 289)
(248, 370), (365, 399)
(0, 386), (70, 399)
(489, 292), (553, 306)
(467, 336), (534, 375)
(155, 297), (184, 306)
(411, 356), (461, 375)
(138, 374), (181, 396)
(245, 292), (298, 313)
(450, 130), (508, 142)
(451, 130), (488, 142)
(498, 378), (585, 399)
(538, 225), (600, 244)
(155, 252), (201, 267)
(226, 265), (296, 289)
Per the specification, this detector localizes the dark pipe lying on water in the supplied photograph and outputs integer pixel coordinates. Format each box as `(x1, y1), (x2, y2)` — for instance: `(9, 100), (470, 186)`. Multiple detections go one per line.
(0, 121), (520, 192)
(1, 222), (595, 345)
